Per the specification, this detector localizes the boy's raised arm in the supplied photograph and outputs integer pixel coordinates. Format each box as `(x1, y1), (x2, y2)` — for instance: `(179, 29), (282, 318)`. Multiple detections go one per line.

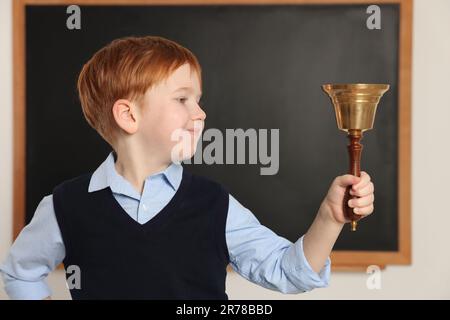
(226, 172), (374, 293)
(304, 172), (375, 273)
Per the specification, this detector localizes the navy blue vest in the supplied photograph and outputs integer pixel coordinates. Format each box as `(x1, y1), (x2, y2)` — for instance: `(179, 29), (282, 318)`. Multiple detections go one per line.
(52, 169), (230, 300)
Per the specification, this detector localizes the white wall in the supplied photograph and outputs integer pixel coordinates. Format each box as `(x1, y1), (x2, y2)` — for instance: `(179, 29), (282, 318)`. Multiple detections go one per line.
(1, 0), (449, 300)
(0, 0), (13, 300)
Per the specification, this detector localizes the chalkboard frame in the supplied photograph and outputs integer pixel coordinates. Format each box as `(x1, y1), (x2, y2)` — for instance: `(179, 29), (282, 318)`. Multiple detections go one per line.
(13, 0), (412, 270)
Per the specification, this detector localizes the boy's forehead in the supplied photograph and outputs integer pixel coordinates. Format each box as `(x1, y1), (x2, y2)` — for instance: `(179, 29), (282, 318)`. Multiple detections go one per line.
(165, 64), (201, 93)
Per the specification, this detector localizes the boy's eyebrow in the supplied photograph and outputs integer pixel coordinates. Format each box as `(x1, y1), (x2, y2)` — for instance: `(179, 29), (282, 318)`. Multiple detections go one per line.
(173, 86), (202, 98)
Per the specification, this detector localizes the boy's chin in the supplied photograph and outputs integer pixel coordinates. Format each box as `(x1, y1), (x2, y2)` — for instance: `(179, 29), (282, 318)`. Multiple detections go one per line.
(170, 146), (198, 163)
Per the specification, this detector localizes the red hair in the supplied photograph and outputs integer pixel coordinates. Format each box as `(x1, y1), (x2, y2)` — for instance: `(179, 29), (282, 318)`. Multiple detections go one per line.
(77, 35), (202, 146)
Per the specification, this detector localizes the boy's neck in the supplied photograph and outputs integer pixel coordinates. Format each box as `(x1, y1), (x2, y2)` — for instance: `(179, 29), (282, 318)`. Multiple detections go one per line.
(112, 149), (172, 195)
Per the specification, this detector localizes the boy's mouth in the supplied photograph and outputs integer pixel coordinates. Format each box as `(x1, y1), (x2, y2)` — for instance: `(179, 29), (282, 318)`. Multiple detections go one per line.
(185, 126), (203, 134)
(185, 121), (204, 136)
(186, 128), (201, 136)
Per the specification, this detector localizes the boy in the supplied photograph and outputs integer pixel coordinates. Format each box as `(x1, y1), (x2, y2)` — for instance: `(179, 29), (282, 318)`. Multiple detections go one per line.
(0, 36), (375, 300)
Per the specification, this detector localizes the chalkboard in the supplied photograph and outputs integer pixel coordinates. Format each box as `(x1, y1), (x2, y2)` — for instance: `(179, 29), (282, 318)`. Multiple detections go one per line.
(15, 0), (412, 268)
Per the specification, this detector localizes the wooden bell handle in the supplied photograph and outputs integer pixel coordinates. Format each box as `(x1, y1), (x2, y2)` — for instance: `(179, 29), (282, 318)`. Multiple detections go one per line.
(344, 129), (364, 231)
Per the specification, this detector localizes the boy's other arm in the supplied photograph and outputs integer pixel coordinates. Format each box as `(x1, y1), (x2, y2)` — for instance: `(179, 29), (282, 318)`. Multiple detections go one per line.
(0, 195), (65, 300)
(226, 194), (331, 294)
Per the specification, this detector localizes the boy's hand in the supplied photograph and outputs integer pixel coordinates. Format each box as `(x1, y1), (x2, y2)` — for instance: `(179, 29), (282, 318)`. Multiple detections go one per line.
(321, 171), (375, 225)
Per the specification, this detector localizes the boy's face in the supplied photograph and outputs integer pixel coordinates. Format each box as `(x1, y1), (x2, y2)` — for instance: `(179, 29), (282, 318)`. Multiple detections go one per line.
(136, 63), (206, 163)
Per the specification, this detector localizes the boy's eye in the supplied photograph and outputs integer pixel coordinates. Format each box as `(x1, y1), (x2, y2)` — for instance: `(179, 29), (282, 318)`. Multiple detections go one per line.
(176, 97), (204, 108)
(177, 97), (188, 104)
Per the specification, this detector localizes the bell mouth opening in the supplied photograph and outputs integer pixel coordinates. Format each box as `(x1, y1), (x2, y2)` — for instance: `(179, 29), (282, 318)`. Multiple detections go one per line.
(322, 83), (390, 91)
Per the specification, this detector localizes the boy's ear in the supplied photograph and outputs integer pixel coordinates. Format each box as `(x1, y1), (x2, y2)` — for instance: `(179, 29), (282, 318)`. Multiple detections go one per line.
(112, 99), (139, 135)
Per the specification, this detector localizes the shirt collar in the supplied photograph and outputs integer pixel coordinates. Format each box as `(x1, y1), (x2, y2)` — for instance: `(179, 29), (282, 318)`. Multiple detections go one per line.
(88, 151), (183, 198)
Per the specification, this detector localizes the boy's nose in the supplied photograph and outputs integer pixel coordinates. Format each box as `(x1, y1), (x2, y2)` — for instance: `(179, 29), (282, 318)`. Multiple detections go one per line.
(193, 104), (206, 121)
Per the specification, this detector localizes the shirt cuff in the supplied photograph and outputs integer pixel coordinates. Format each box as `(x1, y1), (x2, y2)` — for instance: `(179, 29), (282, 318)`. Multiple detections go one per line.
(283, 235), (331, 292)
(2, 272), (52, 300)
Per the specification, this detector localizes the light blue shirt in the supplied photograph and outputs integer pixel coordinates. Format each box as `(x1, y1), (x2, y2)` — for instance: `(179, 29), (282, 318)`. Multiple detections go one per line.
(0, 152), (330, 299)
